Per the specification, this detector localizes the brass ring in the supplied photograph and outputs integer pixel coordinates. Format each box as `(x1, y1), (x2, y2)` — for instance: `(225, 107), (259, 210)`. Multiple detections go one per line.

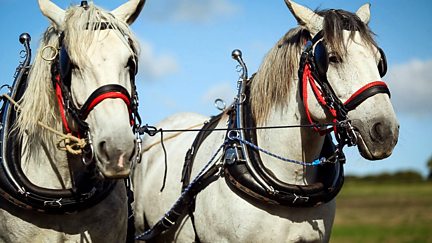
(40, 45), (58, 61)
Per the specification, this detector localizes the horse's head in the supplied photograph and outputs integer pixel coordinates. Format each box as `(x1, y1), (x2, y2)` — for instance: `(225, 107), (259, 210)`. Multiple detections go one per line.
(38, 0), (145, 178)
(285, 0), (399, 160)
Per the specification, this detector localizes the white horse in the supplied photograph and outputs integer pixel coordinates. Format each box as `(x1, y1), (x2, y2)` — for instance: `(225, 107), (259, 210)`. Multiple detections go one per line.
(0, 0), (144, 242)
(133, 0), (399, 242)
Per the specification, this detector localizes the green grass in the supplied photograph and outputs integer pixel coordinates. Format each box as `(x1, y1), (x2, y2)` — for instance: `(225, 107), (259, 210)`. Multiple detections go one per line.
(331, 181), (432, 243)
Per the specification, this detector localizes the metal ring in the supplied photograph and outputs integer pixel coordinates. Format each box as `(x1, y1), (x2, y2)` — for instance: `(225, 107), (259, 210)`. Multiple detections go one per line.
(40, 45), (58, 61)
(19, 50), (27, 59)
(227, 130), (240, 140)
(238, 93), (247, 104)
(0, 84), (11, 93)
(214, 98), (226, 111)
(236, 64), (243, 73)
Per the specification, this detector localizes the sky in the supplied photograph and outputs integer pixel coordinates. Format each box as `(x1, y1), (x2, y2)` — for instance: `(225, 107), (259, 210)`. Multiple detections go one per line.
(0, 0), (431, 177)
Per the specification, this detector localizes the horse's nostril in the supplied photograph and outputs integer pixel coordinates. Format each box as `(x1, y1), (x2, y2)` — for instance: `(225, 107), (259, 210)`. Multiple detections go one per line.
(98, 140), (110, 161)
(370, 122), (385, 142)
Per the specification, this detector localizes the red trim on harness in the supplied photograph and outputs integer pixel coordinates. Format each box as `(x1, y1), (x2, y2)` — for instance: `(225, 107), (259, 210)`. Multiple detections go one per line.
(343, 81), (388, 106)
(302, 64), (333, 135)
(54, 77), (72, 133)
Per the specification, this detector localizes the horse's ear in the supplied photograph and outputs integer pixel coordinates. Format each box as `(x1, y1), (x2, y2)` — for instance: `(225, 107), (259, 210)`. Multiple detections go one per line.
(112, 0), (146, 25)
(38, 0), (65, 29)
(356, 3), (371, 25)
(284, 0), (323, 36)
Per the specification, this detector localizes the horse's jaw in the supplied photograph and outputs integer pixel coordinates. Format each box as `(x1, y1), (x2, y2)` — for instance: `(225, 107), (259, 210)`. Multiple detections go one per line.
(97, 166), (131, 179)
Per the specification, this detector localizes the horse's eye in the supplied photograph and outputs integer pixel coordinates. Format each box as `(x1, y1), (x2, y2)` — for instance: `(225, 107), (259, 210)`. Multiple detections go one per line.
(329, 55), (341, 63)
(71, 63), (78, 70)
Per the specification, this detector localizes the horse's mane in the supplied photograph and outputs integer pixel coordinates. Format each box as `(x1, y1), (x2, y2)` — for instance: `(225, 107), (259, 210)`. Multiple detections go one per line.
(15, 4), (140, 157)
(250, 9), (378, 124)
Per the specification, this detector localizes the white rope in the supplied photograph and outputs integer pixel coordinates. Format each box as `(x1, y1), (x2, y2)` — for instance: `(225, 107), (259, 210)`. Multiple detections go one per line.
(2, 93), (87, 155)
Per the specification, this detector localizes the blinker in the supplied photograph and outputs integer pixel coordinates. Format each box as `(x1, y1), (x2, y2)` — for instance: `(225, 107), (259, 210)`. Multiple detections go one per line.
(313, 41), (328, 79)
(59, 45), (71, 83)
(310, 40), (388, 79)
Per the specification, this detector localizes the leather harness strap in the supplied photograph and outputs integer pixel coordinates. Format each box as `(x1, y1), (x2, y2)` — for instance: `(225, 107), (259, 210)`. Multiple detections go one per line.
(137, 114), (224, 241)
(223, 82), (345, 207)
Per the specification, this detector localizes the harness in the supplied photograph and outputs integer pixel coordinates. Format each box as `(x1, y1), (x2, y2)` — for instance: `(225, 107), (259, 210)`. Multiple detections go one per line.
(53, 25), (142, 158)
(223, 85), (344, 207)
(0, 33), (116, 213)
(0, 1), (142, 216)
(137, 33), (393, 239)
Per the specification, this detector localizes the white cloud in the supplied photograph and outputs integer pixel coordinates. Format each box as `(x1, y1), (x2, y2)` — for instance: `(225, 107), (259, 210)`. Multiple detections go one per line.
(146, 0), (240, 23)
(138, 40), (179, 81)
(201, 82), (236, 108)
(386, 59), (432, 116)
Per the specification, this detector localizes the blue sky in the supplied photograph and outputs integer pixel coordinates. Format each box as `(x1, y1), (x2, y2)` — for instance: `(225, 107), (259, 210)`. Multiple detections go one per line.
(1, 0), (431, 177)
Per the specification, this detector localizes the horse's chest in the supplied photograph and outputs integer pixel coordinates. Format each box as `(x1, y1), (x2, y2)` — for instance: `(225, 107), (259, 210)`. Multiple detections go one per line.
(193, 181), (333, 242)
(0, 186), (127, 242)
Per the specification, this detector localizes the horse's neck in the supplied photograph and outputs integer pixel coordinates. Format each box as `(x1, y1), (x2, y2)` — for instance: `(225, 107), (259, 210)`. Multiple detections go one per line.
(254, 88), (324, 185)
(21, 135), (75, 189)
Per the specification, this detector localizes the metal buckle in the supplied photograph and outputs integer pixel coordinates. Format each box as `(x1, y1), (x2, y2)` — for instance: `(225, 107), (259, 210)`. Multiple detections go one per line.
(225, 144), (244, 165)
(81, 131), (94, 166)
(293, 193), (309, 204)
(134, 135), (142, 164)
(44, 198), (63, 208)
(227, 130), (240, 141)
(162, 216), (175, 228)
(337, 120), (358, 147)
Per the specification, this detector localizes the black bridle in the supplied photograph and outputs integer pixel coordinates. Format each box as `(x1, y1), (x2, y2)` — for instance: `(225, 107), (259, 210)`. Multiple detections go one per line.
(51, 29), (142, 163)
(0, 33), (117, 213)
(298, 30), (391, 146)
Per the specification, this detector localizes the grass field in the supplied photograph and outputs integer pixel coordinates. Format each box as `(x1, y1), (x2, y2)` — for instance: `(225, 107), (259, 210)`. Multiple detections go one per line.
(331, 180), (432, 243)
